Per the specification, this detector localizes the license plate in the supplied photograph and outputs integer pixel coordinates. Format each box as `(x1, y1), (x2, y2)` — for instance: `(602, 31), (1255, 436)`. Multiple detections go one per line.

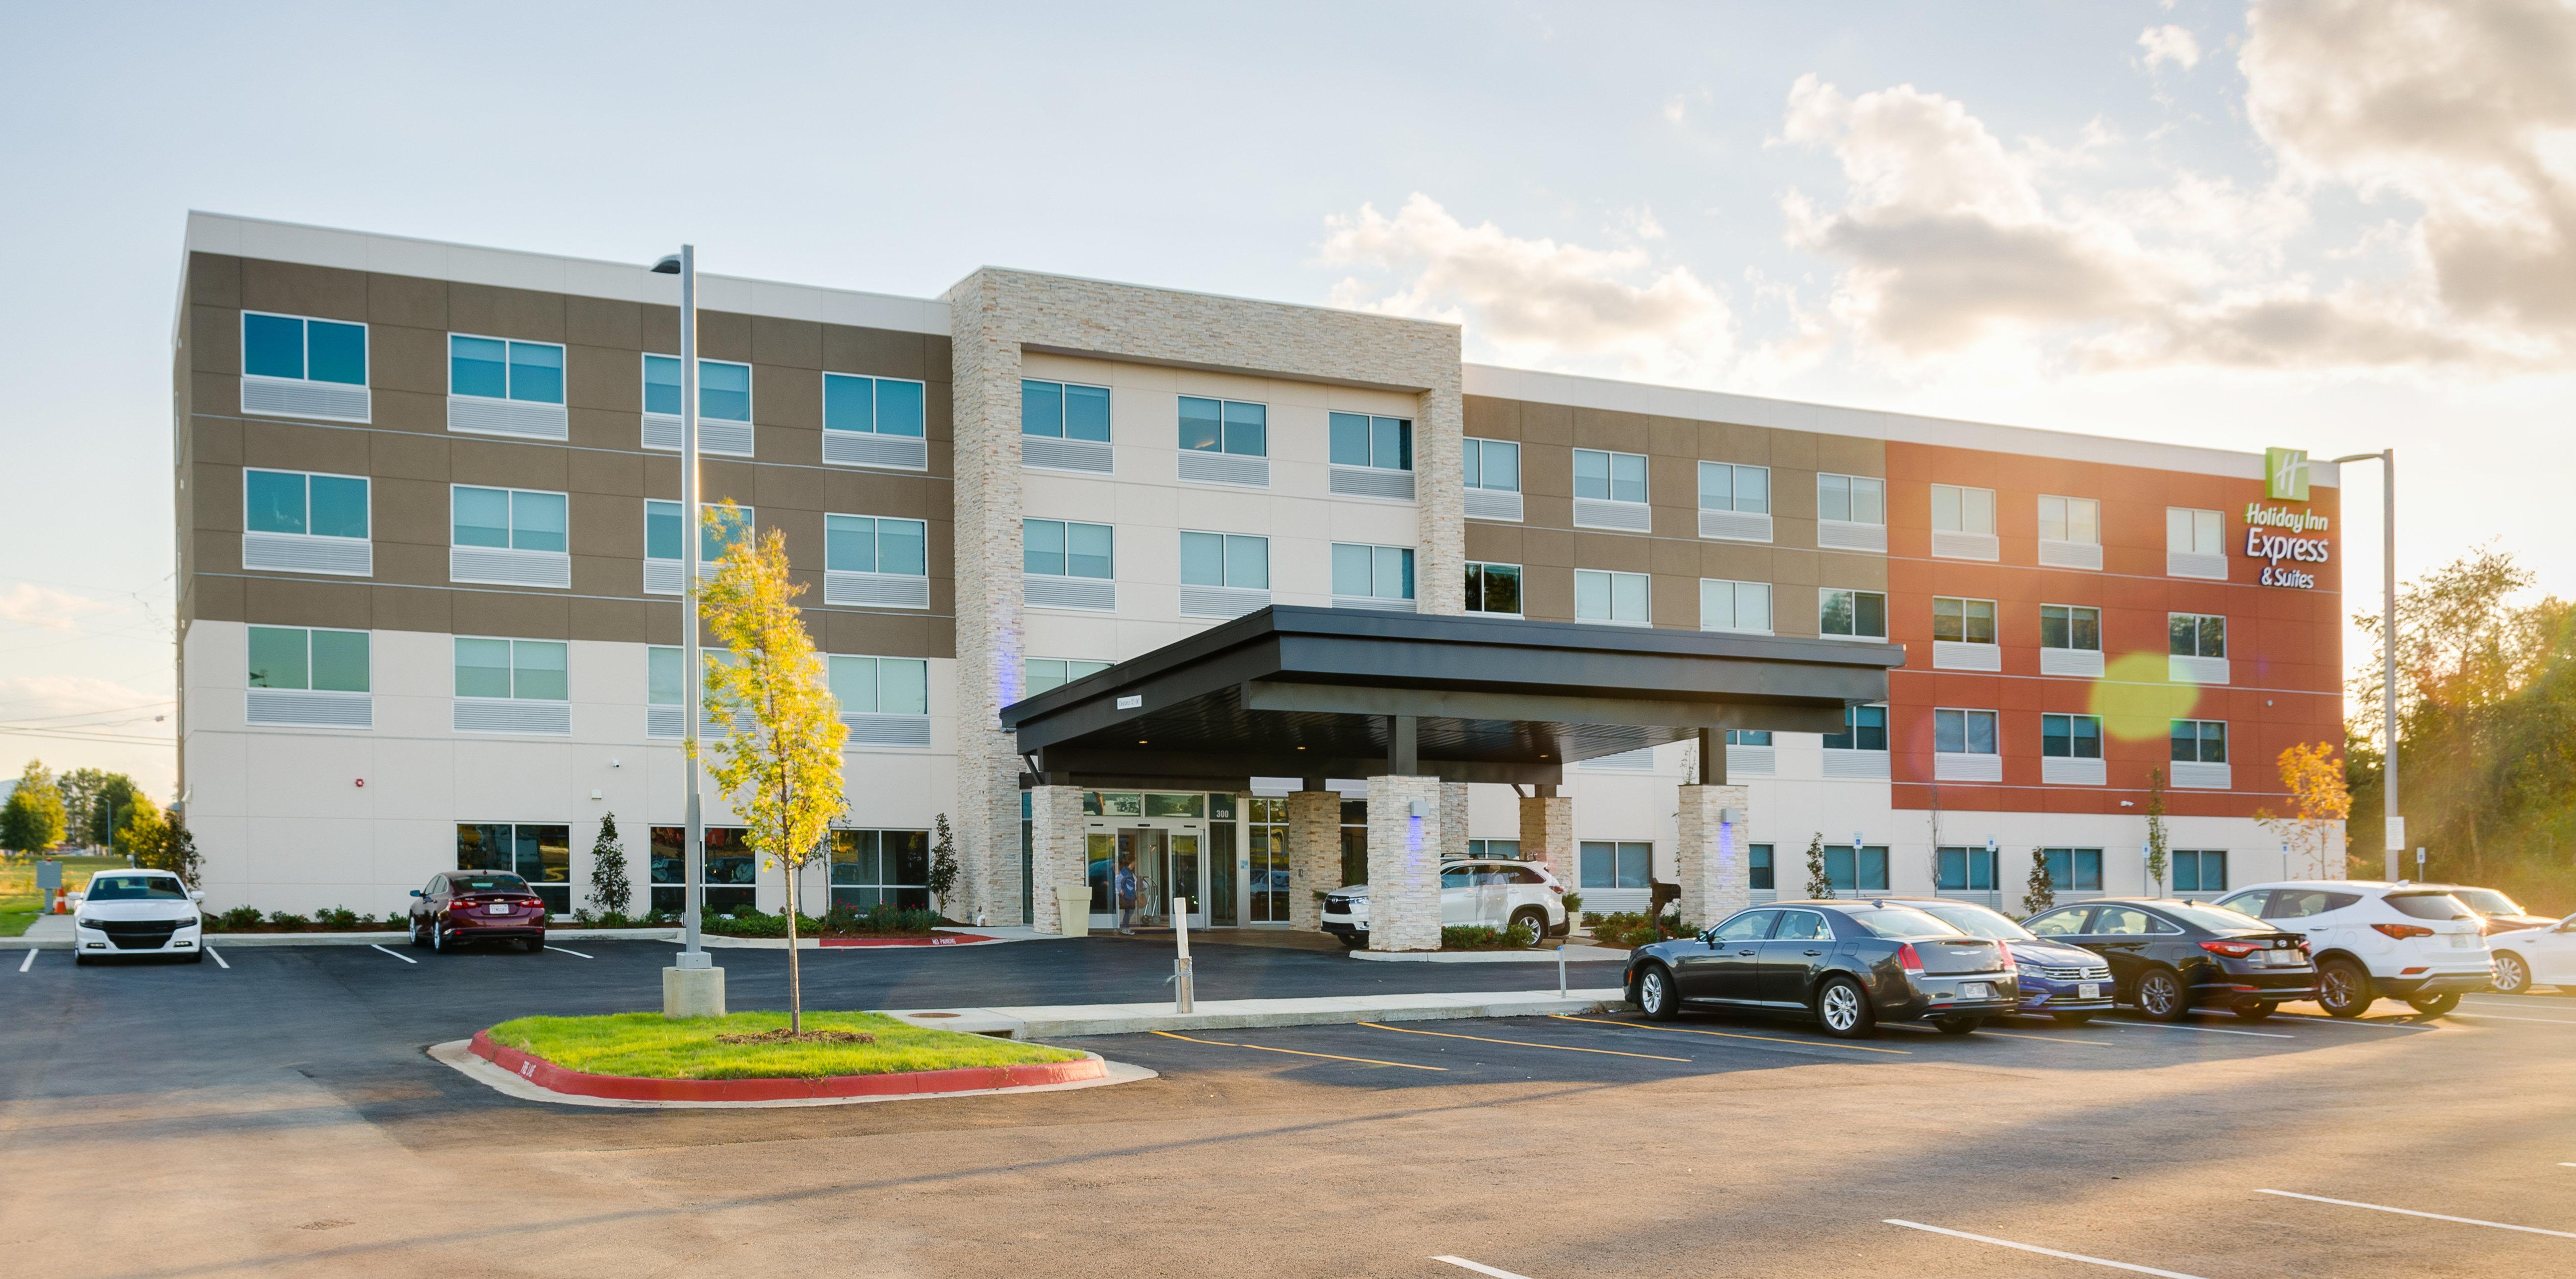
(2266, 949), (2301, 965)
(487, 903), (509, 915)
(2078, 982), (2101, 999)
(2448, 934), (2479, 948)
(1962, 982), (1991, 998)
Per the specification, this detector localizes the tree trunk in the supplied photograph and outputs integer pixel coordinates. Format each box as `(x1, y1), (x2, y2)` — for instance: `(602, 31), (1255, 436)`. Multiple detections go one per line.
(785, 850), (802, 1035)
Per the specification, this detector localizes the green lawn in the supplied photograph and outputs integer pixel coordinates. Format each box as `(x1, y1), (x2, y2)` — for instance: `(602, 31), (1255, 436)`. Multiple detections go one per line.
(0, 856), (126, 938)
(484, 1011), (1085, 1080)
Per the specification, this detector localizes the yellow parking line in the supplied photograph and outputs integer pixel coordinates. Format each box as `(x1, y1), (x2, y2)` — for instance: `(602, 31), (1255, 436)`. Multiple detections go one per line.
(1358, 1021), (1690, 1062)
(1551, 1013), (1912, 1054)
(1145, 1029), (1446, 1071)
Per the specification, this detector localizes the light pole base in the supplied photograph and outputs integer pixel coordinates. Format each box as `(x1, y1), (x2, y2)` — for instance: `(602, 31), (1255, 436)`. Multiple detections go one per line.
(663, 965), (727, 1019)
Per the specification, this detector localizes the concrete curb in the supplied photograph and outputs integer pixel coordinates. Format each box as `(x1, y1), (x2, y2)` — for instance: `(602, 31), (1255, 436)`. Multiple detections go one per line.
(428, 1038), (1156, 1109)
(887, 987), (1629, 1039)
(1348, 945), (1629, 964)
(693, 929), (1020, 951)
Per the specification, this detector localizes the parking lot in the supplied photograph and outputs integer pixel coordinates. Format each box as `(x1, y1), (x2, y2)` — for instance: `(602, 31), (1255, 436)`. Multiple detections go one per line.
(3, 935), (2572, 1278)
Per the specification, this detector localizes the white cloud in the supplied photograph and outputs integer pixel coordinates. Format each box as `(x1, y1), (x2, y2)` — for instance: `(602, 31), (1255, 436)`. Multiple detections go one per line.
(0, 674), (162, 721)
(2139, 25), (2202, 71)
(0, 583), (116, 633)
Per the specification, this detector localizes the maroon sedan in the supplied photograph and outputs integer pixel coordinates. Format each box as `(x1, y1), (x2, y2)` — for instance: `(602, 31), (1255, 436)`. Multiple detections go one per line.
(409, 872), (549, 952)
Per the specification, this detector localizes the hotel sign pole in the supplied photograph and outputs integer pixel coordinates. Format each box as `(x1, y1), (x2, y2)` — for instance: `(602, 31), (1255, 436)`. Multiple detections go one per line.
(2330, 449), (2400, 880)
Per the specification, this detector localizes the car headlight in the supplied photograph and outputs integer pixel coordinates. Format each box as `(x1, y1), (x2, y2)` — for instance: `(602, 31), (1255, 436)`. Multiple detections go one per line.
(76, 917), (104, 930)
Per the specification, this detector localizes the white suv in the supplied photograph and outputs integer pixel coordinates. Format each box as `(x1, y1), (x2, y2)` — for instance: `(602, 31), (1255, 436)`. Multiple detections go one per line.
(1321, 859), (1569, 950)
(2214, 881), (2492, 1017)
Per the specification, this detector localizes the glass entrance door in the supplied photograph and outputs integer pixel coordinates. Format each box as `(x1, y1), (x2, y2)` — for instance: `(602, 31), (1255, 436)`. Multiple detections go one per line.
(1091, 827), (1206, 930)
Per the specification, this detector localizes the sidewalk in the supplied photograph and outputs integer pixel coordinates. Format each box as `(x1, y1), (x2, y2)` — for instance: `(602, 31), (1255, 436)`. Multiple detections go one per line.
(885, 985), (1628, 1040)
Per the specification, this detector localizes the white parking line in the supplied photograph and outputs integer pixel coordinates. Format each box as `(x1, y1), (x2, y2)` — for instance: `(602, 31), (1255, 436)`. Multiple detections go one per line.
(2446, 1010), (2576, 1027)
(1884, 1219), (2211, 1278)
(544, 945), (593, 959)
(368, 944), (419, 965)
(2257, 1190), (2576, 1238)
(2114, 1020), (2291, 1039)
(17, 948), (35, 973)
(1434, 1257), (1535, 1279)
(204, 946), (229, 969)
(2272, 1012), (2438, 1031)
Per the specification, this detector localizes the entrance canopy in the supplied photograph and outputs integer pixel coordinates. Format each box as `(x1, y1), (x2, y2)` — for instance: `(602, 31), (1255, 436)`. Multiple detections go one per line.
(1001, 606), (1903, 791)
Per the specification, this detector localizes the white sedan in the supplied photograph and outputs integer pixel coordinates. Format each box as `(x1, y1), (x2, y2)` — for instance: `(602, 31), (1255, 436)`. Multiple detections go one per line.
(70, 869), (207, 964)
(2487, 912), (2576, 995)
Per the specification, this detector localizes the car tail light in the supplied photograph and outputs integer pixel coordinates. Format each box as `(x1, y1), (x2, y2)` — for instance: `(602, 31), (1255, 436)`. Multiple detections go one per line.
(516, 897), (544, 908)
(1897, 942), (1925, 975)
(2372, 923), (2433, 940)
(1996, 940), (2016, 973)
(2200, 940), (2261, 958)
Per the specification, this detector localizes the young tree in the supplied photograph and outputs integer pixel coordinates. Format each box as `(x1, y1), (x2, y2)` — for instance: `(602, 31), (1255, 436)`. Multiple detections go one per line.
(2258, 741), (2353, 879)
(113, 797), (166, 863)
(2021, 847), (2056, 916)
(0, 760), (66, 854)
(927, 813), (959, 915)
(586, 812), (634, 918)
(1803, 833), (1834, 899)
(2144, 767), (2170, 894)
(145, 813), (203, 886)
(697, 503), (849, 1034)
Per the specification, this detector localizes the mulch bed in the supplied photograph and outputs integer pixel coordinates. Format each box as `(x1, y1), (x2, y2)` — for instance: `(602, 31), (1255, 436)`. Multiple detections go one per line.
(715, 1029), (877, 1046)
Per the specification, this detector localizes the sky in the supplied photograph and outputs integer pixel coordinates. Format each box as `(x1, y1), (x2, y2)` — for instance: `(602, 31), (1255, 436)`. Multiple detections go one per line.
(3, 0), (2572, 801)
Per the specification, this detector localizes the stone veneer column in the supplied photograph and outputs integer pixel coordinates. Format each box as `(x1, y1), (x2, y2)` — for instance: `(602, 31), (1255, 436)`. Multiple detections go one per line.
(945, 276), (1031, 929)
(1025, 785), (1086, 935)
(1675, 784), (1754, 929)
(1520, 792), (1575, 893)
(1438, 782), (1470, 861)
(1286, 790), (1342, 932)
(1365, 775), (1445, 952)
(1414, 388), (1465, 615)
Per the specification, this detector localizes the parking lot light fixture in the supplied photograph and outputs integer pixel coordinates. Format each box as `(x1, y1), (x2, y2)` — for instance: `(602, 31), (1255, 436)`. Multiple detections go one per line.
(654, 245), (714, 987)
(2331, 449), (2400, 880)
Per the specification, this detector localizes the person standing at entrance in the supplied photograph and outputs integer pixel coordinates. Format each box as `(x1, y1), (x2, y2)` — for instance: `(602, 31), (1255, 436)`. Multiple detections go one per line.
(1116, 854), (1139, 934)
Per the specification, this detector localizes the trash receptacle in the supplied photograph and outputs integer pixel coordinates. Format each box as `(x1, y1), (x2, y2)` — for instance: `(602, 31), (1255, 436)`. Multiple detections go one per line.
(1055, 884), (1089, 938)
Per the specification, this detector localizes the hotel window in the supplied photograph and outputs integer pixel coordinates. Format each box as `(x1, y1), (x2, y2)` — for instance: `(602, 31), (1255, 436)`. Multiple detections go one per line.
(1697, 462), (1773, 542)
(2037, 495), (2102, 569)
(2171, 719), (2228, 763)
(1931, 483), (1999, 559)
(1025, 658), (1112, 696)
(1463, 561), (1522, 616)
(2167, 507), (2227, 579)
(1933, 597), (2000, 671)
(1727, 729), (1773, 746)
(453, 637), (570, 735)
(1749, 843), (1776, 891)
(1819, 588), (1888, 639)
(643, 355), (753, 455)
(2042, 713), (2103, 759)
(1026, 519), (1117, 611)
(1177, 397), (1270, 487)
(450, 486), (569, 589)
(245, 626), (372, 729)
(1936, 847), (1998, 892)
(1574, 569), (1649, 626)
(822, 514), (930, 609)
(645, 646), (692, 738)
(1573, 449), (1649, 531)
(1329, 412), (1416, 500)
(1700, 579), (1773, 634)
(1816, 473), (1887, 552)
(1579, 840), (1652, 890)
(1466, 839), (1522, 860)
(240, 311), (369, 421)
(651, 827), (752, 915)
(1826, 844), (1892, 893)
(457, 824), (572, 913)
(829, 655), (931, 715)
(1331, 542), (1416, 610)
(1463, 439), (1522, 494)
(2169, 612), (2230, 685)
(644, 501), (751, 594)
(2170, 850), (2229, 893)
(2042, 848), (2105, 892)
(2038, 603), (2103, 677)
(821, 373), (928, 470)
(1020, 378), (1115, 473)
(1823, 705), (1888, 751)
(449, 335), (563, 404)
(241, 469), (371, 576)
(1180, 531), (1271, 618)
(830, 829), (932, 910)
(1935, 708), (1999, 755)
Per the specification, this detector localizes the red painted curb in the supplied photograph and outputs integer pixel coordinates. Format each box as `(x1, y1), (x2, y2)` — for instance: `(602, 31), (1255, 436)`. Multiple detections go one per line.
(818, 933), (997, 948)
(468, 1030), (1104, 1102)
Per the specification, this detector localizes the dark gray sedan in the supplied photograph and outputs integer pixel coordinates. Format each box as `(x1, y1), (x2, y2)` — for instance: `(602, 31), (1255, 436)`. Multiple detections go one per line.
(1624, 900), (2020, 1037)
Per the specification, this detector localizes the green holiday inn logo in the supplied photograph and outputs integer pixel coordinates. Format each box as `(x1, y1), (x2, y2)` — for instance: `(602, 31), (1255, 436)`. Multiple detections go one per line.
(2266, 447), (2310, 502)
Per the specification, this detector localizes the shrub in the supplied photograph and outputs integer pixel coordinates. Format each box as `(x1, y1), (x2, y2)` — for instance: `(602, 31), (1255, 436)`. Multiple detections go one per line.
(217, 905), (263, 930)
(1560, 892), (1584, 914)
(1441, 921), (1540, 950)
(822, 903), (947, 936)
(1585, 910), (1700, 949)
(703, 909), (825, 939)
(316, 906), (360, 929)
(266, 909), (307, 929)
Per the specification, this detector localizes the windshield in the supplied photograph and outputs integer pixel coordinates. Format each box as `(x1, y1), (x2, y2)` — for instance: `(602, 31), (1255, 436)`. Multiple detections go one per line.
(2386, 893), (2475, 921)
(1846, 906), (1965, 938)
(84, 875), (189, 901)
(2447, 889), (2522, 916)
(2160, 902), (2273, 933)
(1915, 902), (2033, 940)
(453, 875), (529, 893)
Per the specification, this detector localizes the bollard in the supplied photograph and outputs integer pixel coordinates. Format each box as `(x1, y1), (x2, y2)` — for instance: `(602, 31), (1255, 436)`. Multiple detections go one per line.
(1557, 943), (1567, 998)
(1172, 897), (1195, 1013)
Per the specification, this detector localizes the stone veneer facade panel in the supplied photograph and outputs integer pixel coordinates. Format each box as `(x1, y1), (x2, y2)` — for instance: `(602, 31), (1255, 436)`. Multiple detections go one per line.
(1287, 790), (1344, 933)
(1674, 784), (1753, 929)
(1026, 785), (1087, 935)
(1364, 775), (1447, 952)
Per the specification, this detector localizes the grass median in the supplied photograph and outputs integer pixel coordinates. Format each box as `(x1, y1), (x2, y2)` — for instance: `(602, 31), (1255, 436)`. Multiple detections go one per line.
(0, 856), (125, 938)
(484, 1011), (1085, 1081)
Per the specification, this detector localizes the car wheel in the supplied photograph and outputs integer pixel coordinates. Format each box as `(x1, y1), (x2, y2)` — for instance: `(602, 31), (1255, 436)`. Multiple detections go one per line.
(2231, 999), (2275, 1021)
(410, 917), (429, 947)
(185, 949), (205, 965)
(2406, 991), (2460, 1016)
(1636, 963), (1679, 1021)
(1509, 908), (1549, 947)
(1816, 976), (1876, 1039)
(431, 921), (448, 953)
(1337, 934), (1367, 950)
(2317, 958), (2372, 1018)
(2136, 968), (2187, 1022)
(73, 953), (90, 967)
(2492, 951), (2531, 995)
(520, 937), (543, 954)
(1934, 1015), (1983, 1035)
(2050, 1011), (2095, 1026)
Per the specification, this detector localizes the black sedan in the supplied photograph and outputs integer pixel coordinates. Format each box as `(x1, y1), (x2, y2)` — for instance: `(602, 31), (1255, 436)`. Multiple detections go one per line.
(1625, 900), (2019, 1038)
(2022, 899), (2316, 1021)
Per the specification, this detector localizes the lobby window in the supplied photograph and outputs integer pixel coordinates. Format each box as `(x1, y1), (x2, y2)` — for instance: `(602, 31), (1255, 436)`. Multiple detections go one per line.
(1178, 397), (1266, 456)
(2170, 850), (2229, 893)
(1180, 531), (1270, 617)
(457, 823), (571, 913)
(1931, 483), (1999, 560)
(1700, 579), (1773, 634)
(823, 373), (926, 437)
(1826, 844), (1891, 893)
(1027, 519), (1118, 611)
(1467, 839), (1522, 860)
(1329, 412), (1412, 471)
(1932, 597), (1998, 644)
(449, 335), (564, 404)
(1697, 462), (1773, 543)
(1463, 438), (1523, 521)
(1824, 704), (1888, 752)
(1816, 473), (1887, 551)
(454, 637), (567, 701)
(828, 655), (931, 715)
(241, 311), (369, 421)
(246, 626), (372, 729)
(1463, 562), (1522, 616)
(827, 515), (929, 575)
(1935, 708), (1999, 755)
(2170, 613), (2227, 658)
(2167, 506), (2227, 579)
(643, 354), (751, 421)
(1579, 840), (1652, 890)
(1936, 847), (1998, 892)
(831, 829), (932, 910)
(2041, 604), (2101, 652)
(1575, 569), (1649, 626)
(1749, 843), (1776, 891)
(1025, 658), (1112, 696)
(2171, 719), (2228, 763)
(1331, 542), (1416, 607)
(2042, 848), (2104, 892)
(652, 826), (753, 915)
(2042, 713), (2103, 759)
(1819, 588), (1888, 640)
(1726, 729), (1773, 746)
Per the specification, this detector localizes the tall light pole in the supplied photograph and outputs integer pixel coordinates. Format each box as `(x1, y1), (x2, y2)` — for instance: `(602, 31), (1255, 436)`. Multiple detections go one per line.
(2331, 449), (2400, 880)
(652, 246), (719, 1008)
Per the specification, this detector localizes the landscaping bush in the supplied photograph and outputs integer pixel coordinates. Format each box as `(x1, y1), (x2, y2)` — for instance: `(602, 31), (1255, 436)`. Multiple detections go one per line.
(1441, 919), (1541, 950)
(218, 905), (263, 930)
(1560, 892), (1583, 914)
(701, 907), (826, 939)
(316, 906), (362, 929)
(266, 909), (306, 928)
(1584, 910), (1700, 949)
(822, 903), (947, 936)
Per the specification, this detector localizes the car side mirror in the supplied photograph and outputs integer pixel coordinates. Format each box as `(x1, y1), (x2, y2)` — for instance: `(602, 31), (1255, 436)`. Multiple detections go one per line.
(66, 892), (84, 905)
(188, 891), (204, 902)
(410, 889), (425, 898)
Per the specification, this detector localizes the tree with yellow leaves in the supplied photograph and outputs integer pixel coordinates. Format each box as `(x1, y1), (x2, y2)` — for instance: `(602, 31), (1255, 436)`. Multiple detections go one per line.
(697, 501), (849, 1034)
(2258, 741), (2352, 879)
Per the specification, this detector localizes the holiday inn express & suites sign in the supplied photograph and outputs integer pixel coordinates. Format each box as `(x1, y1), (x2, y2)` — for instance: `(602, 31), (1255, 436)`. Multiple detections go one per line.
(2249, 447), (2327, 589)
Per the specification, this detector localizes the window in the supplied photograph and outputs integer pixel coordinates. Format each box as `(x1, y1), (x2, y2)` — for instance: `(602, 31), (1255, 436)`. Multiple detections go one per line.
(247, 626), (369, 692)
(1700, 579), (1773, 633)
(2167, 507), (2225, 555)
(644, 501), (753, 567)
(2038, 495), (2099, 544)
(1332, 543), (1415, 601)
(1574, 449), (1646, 503)
(244, 470), (368, 540)
(1578, 840), (1652, 890)
(243, 311), (366, 386)
(1932, 598), (1998, 644)
(2041, 713), (2103, 759)
(452, 486), (566, 553)
(1698, 462), (1770, 513)
(1935, 708), (1999, 755)
(1931, 484), (1996, 535)
(1726, 729), (1773, 746)
(457, 824), (571, 912)
(1825, 844), (1892, 892)
(1936, 847), (1998, 892)
(2040, 604), (2101, 652)
(643, 355), (750, 421)
(2026, 907), (2092, 936)
(1463, 439), (1520, 492)
(1178, 397), (1267, 456)
(1824, 704), (1888, 751)
(651, 826), (753, 915)
(1021, 379), (1111, 441)
(646, 646), (689, 709)
(822, 373), (926, 437)
(828, 656), (930, 715)
(1024, 520), (1114, 579)
(1463, 562), (1521, 615)
(830, 829), (932, 910)
(1180, 531), (1269, 590)
(1466, 839), (1523, 860)
(453, 637), (567, 701)
(1749, 843), (1776, 890)
(449, 335), (564, 404)
(826, 515), (928, 576)
(1575, 569), (1649, 625)
(2171, 720), (2228, 763)
(1819, 589), (1889, 639)
(2169, 613), (2227, 658)
(1329, 413), (1413, 470)
(1025, 658), (1112, 696)
(2170, 850), (2228, 893)
(1818, 473), (1885, 524)
(2041, 848), (2104, 892)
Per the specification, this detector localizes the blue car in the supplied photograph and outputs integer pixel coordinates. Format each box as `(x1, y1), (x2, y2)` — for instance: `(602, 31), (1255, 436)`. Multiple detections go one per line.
(1904, 898), (2116, 1024)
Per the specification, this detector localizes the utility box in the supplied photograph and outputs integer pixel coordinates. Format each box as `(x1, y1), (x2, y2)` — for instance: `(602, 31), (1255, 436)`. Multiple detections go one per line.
(35, 860), (61, 891)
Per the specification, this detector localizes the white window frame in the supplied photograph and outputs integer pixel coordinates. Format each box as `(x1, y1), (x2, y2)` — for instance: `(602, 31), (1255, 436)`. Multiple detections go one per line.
(1574, 569), (1650, 627)
(820, 371), (930, 471)
(2167, 506), (2227, 579)
(240, 468), (373, 577)
(1816, 473), (1887, 553)
(2041, 712), (2106, 786)
(1932, 707), (2002, 782)
(1328, 412), (1417, 501)
(1818, 588), (1889, 640)
(2169, 611), (2230, 685)
(1021, 378), (1115, 474)
(1932, 596), (2001, 671)
(1024, 657), (1113, 698)
(452, 635), (571, 735)
(1025, 518), (1117, 612)
(244, 625), (373, 729)
(1699, 578), (1773, 635)
(643, 501), (753, 595)
(1176, 396), (1271, 488)
(1696, 462), (1774, 543)
(1178, 530), (1272, 618)
(1463, 437), (1523, 523)
(2037, 494), (2103, 570)
(239, 309), (371, 423)
(1330, 542), (1417, 612)
(641, 353), (755, 457)
(1930, 483), (1999, 561)
(823, 512), (931, 609)
(445, 332), (568, 441)
(1572, 449), (1650, 531)
(1463, 561), (1523, 618)
(2170, 719), (2231, 789)
(448, 484), (570, 589)
(828, 654), (934, 749)
(2039, 602), (2105, 677)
